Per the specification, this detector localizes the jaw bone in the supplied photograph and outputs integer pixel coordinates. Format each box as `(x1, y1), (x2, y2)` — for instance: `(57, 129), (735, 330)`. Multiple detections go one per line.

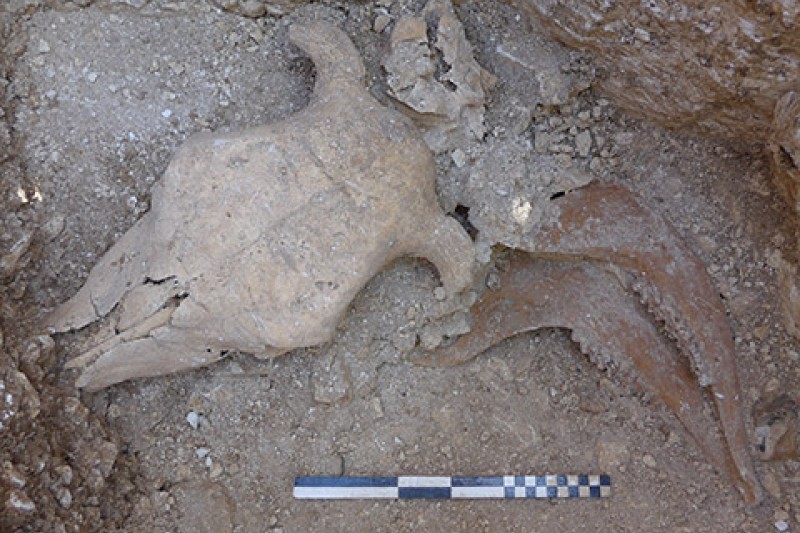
(415, 182), (761, 505)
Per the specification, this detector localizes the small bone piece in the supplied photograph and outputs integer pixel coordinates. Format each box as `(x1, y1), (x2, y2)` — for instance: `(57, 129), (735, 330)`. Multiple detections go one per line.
(47, 22), (474, 391)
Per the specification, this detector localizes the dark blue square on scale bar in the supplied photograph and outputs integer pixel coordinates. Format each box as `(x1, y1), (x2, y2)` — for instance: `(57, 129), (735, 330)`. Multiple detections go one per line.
(399, 487), (452, 499)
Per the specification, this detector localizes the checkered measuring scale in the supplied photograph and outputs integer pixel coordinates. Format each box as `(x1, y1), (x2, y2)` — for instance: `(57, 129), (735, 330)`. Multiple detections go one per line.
(294, 474), (611, 500)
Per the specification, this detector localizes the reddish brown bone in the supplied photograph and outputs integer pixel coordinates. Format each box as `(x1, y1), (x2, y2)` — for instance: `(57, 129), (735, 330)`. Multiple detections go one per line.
(417, 181), (760, 504)
(416, 254), (758, 503)
(525, 181), (758, 504)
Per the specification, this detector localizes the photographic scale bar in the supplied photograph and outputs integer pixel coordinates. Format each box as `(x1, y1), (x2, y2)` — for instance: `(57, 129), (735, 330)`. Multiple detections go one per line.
(294, 475), (611, 500)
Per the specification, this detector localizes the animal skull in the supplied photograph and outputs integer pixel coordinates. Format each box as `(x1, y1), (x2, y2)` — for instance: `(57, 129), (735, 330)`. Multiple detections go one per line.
(47, 22), (475, 391)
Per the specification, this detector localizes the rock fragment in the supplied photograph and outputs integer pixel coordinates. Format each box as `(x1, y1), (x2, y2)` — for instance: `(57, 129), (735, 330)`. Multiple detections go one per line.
(419, 311), (470, 351)
(373, 14), (391, 34)
(382, 0), (495, 153)
(494, 34), (584, 108)
(754, 394), (799, 461)
(6, 489), (36, 514)
(575, 130), (592, 157)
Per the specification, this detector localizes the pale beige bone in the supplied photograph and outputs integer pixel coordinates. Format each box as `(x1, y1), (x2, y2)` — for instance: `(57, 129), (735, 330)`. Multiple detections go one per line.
(47, 22), (474, 391)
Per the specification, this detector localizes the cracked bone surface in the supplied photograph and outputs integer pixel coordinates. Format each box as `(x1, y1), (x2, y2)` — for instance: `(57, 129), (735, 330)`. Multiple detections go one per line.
(46, 22), (474, 391)
(416, 182), (761, 504)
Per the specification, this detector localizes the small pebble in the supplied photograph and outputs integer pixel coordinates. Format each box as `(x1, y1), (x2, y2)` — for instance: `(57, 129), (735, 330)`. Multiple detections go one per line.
(575, 130), (592, 157)
(371, 397), (384, 417)
(186, 411), (203, 429)
(55, 465), (73, 486)
(634, 28), (651, 42)
(43, 215), (66, 241)
(240, 0), (266, 18)
(665, 431), (682, 447)
(762, 472), (782, 498)
(642, 454), (657, 468)
(4, 463), (27, 488)
(373, 14), (391, 33)
(8, 489), (36, 513)
(548, 143), (572, 154)
(433, 287), (447, 301)
(485, 271), (500, 291)
(451, 148), (466, 168)
(196, 447), (210, 459)
(418, 326), (443, 351)
(534, 132), (551, 154)
(55, 486), (72, 509)
(463, 291), (477, 307)
(391, 331), (416, 354)
(475, 242), (492, 264)
(775, 520), (788, 532)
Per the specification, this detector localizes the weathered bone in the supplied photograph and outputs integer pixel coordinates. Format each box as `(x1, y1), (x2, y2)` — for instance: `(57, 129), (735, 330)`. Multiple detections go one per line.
(416, 182), (761, 504)
(46, 22), (474, 390)
(530, 182), (759, 504)
(417, 255), (735, 480)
